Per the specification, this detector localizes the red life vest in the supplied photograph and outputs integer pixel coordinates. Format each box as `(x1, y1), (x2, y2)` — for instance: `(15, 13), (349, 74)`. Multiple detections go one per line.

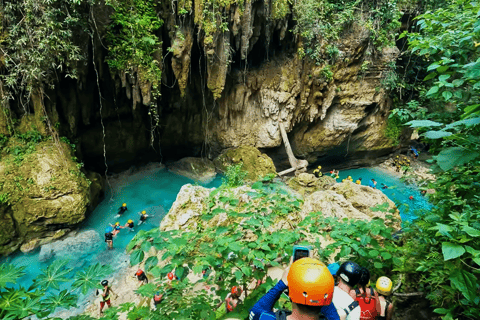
(226, 297), (234, 312)
(355, 288), (378, 320)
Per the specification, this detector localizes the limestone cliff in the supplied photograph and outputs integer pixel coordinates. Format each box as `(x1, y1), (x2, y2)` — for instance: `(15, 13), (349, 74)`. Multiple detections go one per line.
(0, 139), (103, 256)
(1, 0), (400, 173)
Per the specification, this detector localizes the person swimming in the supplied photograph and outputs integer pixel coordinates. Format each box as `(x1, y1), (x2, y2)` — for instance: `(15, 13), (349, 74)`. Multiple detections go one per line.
(138, 210), (152, 225)
(115, 203), (127, 218)
(110, 222), (124, 236)
(381, 183), (389, 189)
(125, 219), (135, 232)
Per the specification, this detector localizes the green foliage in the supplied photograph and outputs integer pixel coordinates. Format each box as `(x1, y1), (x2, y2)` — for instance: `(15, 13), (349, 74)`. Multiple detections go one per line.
(293, 0), (401, 62)
(222, 163), (247, 188)
(105, 0), (163, 99)
(384, 116), (403, 145)
(0, 261), (113, 320)
(399, 1), (480, 317)
(1, 0), (91, 105)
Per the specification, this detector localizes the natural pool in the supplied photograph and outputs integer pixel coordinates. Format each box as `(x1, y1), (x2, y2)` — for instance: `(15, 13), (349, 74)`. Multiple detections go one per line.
(1, 163), (431, 316)
(336, 167), (432, 222)
(2, 163), (222, 292)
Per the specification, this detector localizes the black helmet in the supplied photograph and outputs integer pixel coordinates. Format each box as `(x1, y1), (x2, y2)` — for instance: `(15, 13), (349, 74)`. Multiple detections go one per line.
(358, 267), (370, 286)
(338, 261), (361, 287)
(101, 280), (108, 286)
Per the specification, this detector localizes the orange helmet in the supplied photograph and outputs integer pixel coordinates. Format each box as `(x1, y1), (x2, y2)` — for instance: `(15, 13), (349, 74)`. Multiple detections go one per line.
(136, 269), (144, 276)
(231, 286), (242, 296)
(167, 272), (175, 280)
(287, 258), (334, 306)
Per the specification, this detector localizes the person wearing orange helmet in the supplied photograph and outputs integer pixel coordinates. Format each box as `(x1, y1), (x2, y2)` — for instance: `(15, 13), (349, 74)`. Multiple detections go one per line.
(249, 257), (340, 320)
(225, 286), (242, 313)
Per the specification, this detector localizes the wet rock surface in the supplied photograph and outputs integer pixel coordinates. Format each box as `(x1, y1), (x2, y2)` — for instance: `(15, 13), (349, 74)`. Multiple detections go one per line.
(38, 230), (101, 262)
(168, 157), (217, 183)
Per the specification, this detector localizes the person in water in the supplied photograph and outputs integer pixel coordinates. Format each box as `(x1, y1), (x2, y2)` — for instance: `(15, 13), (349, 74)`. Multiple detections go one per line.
(98, 280), (117, 315)
(138, 210), (151, 225)
(125, 219), (135, 232)
(105, 227), (114, 249)
(118, 203), (128, 215)
(369, 179), (377, 189)
(110, 222), (124, 236)
(381, 183), (388, 189)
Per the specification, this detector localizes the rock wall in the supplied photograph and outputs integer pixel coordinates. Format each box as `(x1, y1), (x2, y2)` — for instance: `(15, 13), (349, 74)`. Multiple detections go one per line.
(0, 140), (103, 256)
(1, 0), (399, 173)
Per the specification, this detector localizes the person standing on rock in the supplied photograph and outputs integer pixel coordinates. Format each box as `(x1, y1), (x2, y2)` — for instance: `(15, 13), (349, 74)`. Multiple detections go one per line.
(98, 279), (117, 315)
(135, 269), (149, 285)
(332, 261), (361, 320)
(368, 179), (377, 189)
(249, 257), (340, 320)
(105, 227), (114, 249)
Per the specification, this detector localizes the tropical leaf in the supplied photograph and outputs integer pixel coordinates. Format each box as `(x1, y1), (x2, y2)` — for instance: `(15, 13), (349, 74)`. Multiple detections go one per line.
(445, 117), (480, 128)
(72, 263), (112, 295)
(41, 289), (77, 311)
(130, 249), (145, 266)
(33, 260), (72, 290)
(144, 256), (158, 271)
(449, 269), (477, 301)
(442, 242), (465, 261)
(133, 283), (156, 297)
(0, 264), (26, 289)
(432, 147), (480, 171)
(423, 130), (452, 139)
(405, 120), (443, 128)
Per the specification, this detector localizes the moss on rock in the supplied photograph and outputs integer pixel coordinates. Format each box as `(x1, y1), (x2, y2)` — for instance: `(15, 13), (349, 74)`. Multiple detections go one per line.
(287, 173), (336, 196)
(213, 145), (276, 181)
(0, 138), (103, 255)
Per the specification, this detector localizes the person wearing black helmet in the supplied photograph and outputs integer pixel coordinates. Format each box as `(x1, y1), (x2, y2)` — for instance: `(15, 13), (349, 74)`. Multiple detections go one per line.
(332, 261), (361, 320)
(98, 280), (117, 315)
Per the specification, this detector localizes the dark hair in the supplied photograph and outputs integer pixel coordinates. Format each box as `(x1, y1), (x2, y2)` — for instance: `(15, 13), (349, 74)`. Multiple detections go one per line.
(358, 267), (370, 295)
(296, 303), (325, 315)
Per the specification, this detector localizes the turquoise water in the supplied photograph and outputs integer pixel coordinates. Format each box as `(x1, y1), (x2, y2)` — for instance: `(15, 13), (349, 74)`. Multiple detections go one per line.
(335, 167), (432, 222)
(1, 164), (222, 293)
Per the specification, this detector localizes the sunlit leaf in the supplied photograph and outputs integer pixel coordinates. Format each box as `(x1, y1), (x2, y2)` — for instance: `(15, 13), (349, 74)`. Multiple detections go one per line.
(0, 264), (26, 289)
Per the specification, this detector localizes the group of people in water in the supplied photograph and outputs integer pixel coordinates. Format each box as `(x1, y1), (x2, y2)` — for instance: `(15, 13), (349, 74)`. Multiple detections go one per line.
(249, 258), (395, 320)
(104, 203), (152, 249)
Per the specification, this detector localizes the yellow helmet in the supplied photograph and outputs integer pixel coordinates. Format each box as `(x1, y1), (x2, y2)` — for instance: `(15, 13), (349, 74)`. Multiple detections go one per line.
(122, 203), (127, 207)
(128, 219), (133, 223)
(115, 222), (120, 225)
(376, 276), (393, 296)
(142, 210), (146, 214)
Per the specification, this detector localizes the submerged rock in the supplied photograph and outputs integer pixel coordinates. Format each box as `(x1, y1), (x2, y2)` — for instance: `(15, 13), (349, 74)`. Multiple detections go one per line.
(168, 157), (216, 183)
(38, 230), (101, 262)
(214, 145), (277, 181)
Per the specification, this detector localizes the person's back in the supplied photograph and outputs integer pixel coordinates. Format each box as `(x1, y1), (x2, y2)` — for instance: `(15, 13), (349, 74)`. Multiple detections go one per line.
(249, 257), (340, 320)
(352, 267), (378, 320)
(376, 277), (394, 320)
(332, 261), (361, 320)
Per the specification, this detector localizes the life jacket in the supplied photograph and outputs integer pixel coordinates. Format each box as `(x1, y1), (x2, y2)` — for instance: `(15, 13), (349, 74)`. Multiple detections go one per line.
(355, 288), (378, 320)
(226, 297), (235, 312)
